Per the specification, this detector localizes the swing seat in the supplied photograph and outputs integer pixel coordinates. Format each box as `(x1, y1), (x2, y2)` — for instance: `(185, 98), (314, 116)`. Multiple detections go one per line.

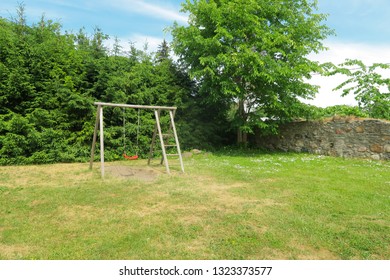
(123, 153), (139, 160)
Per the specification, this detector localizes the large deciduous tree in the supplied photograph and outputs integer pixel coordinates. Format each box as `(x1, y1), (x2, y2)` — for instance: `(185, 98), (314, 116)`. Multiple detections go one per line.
(171, 0), (332, 143)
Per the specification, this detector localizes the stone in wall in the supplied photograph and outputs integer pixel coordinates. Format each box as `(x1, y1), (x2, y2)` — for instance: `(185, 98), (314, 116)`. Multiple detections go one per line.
(255, 117), (390, 160)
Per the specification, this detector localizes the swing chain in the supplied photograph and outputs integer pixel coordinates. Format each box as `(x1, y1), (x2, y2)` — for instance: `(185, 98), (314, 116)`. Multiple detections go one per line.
(136, 108), (140, 155)
(123, 107), (126, 153)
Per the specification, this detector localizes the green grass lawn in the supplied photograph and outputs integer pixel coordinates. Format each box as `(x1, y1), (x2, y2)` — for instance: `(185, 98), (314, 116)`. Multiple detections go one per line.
(0, 151), (389, 260)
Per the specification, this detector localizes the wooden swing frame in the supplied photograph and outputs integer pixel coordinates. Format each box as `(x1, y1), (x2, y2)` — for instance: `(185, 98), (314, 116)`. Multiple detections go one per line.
(89, 102), (184, 178)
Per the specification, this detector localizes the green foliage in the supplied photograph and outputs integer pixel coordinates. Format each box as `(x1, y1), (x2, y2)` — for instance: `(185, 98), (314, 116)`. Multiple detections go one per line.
(171, 0), (333, 141)
(324, 59), (390, 120)
(320, 105), (369, 118)
(0, 10), (96, 164)
(295, 103), (369, 120)
(0, 6), (198, 165)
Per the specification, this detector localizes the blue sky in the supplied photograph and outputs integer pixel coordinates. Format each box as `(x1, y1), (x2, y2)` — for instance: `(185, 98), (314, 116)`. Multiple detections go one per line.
(1, 0), (390, 106)
(318, 0), (390, 45)
(1, 0), (390, 45)
(0, 0), (187, 49)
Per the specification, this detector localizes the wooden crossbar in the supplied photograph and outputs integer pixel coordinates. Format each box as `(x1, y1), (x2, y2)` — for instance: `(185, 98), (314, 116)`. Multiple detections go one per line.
(94, 102), (176, 111)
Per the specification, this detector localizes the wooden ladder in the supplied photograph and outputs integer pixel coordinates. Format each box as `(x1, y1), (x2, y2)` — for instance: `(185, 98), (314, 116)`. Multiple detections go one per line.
(148, 109), (184, 174)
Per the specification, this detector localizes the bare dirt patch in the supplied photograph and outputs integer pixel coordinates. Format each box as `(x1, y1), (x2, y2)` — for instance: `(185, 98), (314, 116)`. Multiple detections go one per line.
(105, 165), (162, 181)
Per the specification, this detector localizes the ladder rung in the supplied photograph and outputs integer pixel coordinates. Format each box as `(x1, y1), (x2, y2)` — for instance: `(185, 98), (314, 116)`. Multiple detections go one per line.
(149, 109), (184, 173)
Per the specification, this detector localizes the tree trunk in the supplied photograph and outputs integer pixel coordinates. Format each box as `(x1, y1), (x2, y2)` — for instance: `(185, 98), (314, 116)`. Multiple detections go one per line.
(236, 98), (248, 145)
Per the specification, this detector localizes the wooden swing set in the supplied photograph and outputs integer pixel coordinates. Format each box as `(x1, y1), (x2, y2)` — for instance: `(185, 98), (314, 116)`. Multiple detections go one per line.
(89, 102), (184, 178)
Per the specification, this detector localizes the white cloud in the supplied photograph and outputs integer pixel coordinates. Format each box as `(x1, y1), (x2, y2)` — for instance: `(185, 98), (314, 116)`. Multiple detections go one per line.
(312, 41), (390, 65)
(128, 33), (164, 52)
(108, 0), (188, 23)
(306, 41), (390, 108)
(105, 33), (164, 54)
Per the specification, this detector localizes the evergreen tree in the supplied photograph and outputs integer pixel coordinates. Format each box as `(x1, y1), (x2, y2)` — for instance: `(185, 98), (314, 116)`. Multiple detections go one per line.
(0, 5), (218, 164)
(155, 39), (170, 63)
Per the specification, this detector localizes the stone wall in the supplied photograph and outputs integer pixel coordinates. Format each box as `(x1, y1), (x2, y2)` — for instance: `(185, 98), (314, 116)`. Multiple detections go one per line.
(256, 117), (390, 160)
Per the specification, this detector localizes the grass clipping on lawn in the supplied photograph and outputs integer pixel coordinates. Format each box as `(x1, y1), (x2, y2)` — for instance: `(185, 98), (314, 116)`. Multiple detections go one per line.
(0, 152), (389, 260)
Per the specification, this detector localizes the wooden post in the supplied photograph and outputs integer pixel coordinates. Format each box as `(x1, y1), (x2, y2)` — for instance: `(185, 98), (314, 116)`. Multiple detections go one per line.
(170, 110), (185, 173)
(155, 109), (170, 174)
(99, 105), (105, 178)
(89, 106), (100, 170)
